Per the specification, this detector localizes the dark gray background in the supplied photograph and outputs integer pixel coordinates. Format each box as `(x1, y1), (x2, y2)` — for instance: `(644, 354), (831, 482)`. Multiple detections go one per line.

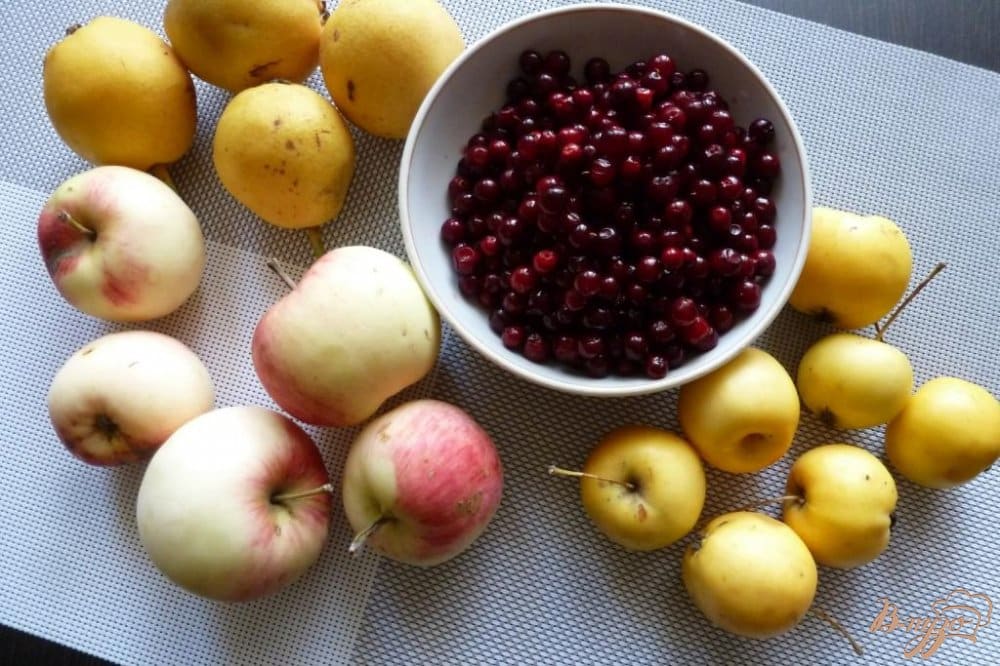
(2, 1), (996, 664)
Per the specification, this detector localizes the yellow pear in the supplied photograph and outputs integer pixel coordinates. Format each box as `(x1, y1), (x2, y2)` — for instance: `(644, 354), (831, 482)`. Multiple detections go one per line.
(789, 206), (912, 329)
(212, 82), (355, 252)
(319, 0), (464, 138)
(43, 16), (197, 170)
(164, 0), (326, 93)
(885, 377), (1000, 489)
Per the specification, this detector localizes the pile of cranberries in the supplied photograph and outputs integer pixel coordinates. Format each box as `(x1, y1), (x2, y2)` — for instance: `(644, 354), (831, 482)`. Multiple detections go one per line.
(441, 49), (782, 379)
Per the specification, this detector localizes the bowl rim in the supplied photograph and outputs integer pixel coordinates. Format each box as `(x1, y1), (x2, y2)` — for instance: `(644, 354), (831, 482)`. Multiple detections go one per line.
(399, 2), (812, 397)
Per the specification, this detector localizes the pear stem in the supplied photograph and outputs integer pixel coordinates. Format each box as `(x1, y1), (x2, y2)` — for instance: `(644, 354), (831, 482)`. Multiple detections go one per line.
(874, 262), (946, 341)
(266, 258), (298, 291)
(271, 483), (334, 503)
(349, 516), (391, 554)
(547, 465), (636, 492)
(810, 607), (864, 656)
(149, 164), (178, 192)
(57, 210), (95, 238)
(305, 226), (326, 259)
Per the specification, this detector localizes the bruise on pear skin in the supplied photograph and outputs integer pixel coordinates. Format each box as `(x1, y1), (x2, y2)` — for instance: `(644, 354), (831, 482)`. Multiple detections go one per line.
(391, 407), (503, 558)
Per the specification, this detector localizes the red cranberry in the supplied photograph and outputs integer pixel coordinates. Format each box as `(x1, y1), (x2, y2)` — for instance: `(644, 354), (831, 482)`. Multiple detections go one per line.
(440, 217), (466, 245)
(501, 325), (527, 350)
(644, 355), (669, 379)
(523, 333), (550, 363)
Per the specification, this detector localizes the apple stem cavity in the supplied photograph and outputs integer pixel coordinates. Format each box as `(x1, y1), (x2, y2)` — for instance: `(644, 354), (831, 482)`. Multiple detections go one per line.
(349, 516), (392, 555)
(305, 226), (326, 259)
(270, 483), (334, 503)
(266, 258), (298, 291)
(810, 607), (864, 656)
(874, 262), (946, 341)
(57, 210), (95, 239)
(547, 465), (636, 491)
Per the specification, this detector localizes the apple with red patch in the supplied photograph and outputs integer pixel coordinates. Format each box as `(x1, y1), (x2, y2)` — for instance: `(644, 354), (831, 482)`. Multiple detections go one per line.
(136, 405), (333, 601)
(342, 399), (504, 566)
(37, 165), (205, 322)
(47, 330), (215, 465)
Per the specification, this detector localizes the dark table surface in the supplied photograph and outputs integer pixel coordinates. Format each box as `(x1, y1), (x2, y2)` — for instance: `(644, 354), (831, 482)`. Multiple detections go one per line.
(3, 1), (997, 664)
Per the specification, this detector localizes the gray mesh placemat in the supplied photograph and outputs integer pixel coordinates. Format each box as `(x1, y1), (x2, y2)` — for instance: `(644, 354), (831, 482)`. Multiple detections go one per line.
(1, 0), (998, 664)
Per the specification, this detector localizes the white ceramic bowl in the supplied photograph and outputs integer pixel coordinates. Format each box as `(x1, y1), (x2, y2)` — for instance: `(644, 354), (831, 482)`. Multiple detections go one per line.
(400, 3), (811, 396)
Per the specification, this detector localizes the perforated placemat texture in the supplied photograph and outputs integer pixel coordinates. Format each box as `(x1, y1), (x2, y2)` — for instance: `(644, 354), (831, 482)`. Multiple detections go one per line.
(1, 0), (998, 665)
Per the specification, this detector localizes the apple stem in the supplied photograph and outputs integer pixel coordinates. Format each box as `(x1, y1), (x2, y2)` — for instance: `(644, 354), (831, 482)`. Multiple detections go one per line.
(810, 607), (864, 656)
(874, 262), (946, 341)
(266, 258), (298, 291)
(271, 483), (334, 503)
(737, 494), (804, 512)
(547, 465), (636, 492)
(305, 226), (326, 259)
(57, 210), (95, 239)
(149, 164), (178, 193)
(349, 516), (391, 555)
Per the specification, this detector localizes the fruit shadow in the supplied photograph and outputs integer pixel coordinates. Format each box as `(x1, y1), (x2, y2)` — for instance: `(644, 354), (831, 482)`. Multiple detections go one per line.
(109, 460), (147, 544)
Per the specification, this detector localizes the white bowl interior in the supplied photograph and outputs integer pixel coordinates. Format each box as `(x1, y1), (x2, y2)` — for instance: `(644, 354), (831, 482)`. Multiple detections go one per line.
(401, 4), (810, 396)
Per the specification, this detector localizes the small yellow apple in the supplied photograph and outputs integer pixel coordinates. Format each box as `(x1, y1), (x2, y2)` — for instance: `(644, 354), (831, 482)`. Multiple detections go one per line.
(682, 511), (817, 638)
(567, 425), (705, 551)
(678, 347), (800, 473)
(885, 377), (1000, 489)
(796, 333), (913, 429)
(783, 444), (897, 568)
(789, 207), (912, 329)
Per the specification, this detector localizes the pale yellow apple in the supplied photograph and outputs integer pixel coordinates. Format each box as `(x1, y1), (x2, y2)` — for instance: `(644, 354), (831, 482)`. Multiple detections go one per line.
(796, 333), (913, 429)
(252, 246), (441, 427)
(137, 406), (332, 601)
(789, 207), (912, 329)
(47, 330), (214, 465)
(678, 347), (800, 473)
(319, 0), (465, 138)
(682, 511), (817, 638)
(885, 377), (1000, 488)
(783, 444), (897, 568)
(577, 425), (705, 551)
(43, 16), (196, 170)
(36, 166), (206, 322)
(164, 0), (325, 93)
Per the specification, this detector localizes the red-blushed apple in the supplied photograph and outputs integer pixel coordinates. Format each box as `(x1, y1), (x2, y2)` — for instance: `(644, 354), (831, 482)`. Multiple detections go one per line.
(47, 330), (215, 465)
(342, 399), (503, 566)
(136, 405), (333, 602)
(252, 246), (440, 427)
(549, 425), (705, 551)
(37, 165), (206, 322)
